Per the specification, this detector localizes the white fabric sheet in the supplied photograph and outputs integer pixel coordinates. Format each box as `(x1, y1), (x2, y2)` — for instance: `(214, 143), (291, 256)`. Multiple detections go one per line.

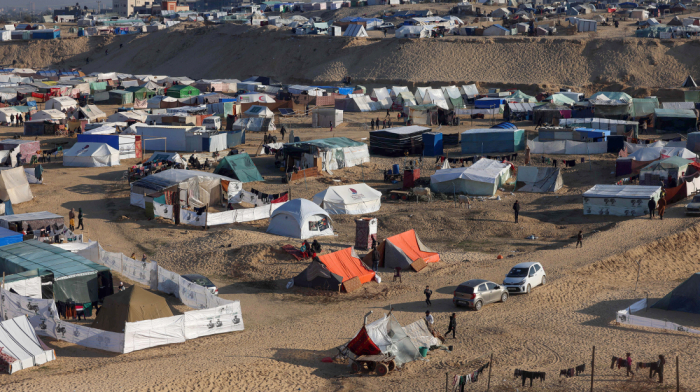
(123, 315), (186, 354)
(183, 302), (244, 340)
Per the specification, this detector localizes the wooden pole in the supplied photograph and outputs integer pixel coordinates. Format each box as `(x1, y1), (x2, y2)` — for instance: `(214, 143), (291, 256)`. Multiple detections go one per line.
(591, 346), (595, 392)
(676, 356), (680, 392)
(204, 203), (209, 231)
(487, 352), (494, 391)
(445, 371), (448, 392)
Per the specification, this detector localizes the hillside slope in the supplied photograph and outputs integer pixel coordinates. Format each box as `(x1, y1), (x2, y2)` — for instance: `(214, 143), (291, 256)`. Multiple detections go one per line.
(2, 24), (698, 91)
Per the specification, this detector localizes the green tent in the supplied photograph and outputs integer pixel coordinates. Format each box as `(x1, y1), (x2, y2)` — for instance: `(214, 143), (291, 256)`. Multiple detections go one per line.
(685, 90), (700, 103)
(109, 90), (133, 105)
(213, 153), (264, 183)
(631, 97), (659, 118)
(125, 86), (156, 101)
(167, 85), (200, 99)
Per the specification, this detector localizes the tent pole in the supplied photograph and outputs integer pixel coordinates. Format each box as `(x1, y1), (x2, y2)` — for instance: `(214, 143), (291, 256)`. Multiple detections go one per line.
(204, 204), (209, 231)
(486, 352), (494, 391)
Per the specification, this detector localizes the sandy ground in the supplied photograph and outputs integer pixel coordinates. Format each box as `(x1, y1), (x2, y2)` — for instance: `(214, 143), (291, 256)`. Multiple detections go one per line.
(0, 108), (698, 391)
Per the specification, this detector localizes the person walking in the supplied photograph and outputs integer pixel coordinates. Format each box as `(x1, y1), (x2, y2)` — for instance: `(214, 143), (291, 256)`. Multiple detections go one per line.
(382, 119), (386, 129)
(9, 114), (14, 126)
(424, 285), (432, 306)
(444, 313), (456, 339)
(371, 118), (375, 130)
(576, 230), (583, 248)
(648, 198), (656, 219)
(513, 200), (520, 223)
(280, 126), (286, 140)
(68, 208), (76, 231)
(77, 208), (84, 230)
(329, 121), (333, 133)
(657, 197), (667, 220)
(371, 244), (380, 272)
(626, 353), (635, 377)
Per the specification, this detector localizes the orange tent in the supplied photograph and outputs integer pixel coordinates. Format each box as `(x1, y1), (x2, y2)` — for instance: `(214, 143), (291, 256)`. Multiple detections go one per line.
(319, 247), (375, 284)
(382, 229), (439, 269)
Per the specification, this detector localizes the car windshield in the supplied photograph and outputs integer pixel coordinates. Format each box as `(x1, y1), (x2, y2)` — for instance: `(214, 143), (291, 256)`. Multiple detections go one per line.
(693, 196), (700, 203)
(507, 268), (529, 277)
(455, 285), (474, 294)
(188, 276), (213, 286)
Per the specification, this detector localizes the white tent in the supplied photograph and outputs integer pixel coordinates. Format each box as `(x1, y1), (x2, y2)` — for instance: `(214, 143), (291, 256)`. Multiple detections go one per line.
(312, 183), (382, 215)
(107, 111), (148, 123)
(238, 93), (276, 104)
(78, 105), (107, 122)
(63, 142), (120, 167)
(243, 105), (274, 118)
(266, 199), (333, 239)
(583, 185), (660, 216)
(0, 316), (56, 374)
(31, 109), (65, 122)
(147, 95), (178, 109)
(44, 97), (78, 111)
(343, 24), (368, 37)
(0, 167), (33, 204)
(430, 158), (511, 196)
(395, 25), (434, 38)
(312, 108), (343, 128)
(0, 107), (20, 125)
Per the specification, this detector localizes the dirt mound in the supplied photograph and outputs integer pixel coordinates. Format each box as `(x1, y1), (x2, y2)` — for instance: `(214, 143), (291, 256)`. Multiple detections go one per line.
(6, 25), (700, 89)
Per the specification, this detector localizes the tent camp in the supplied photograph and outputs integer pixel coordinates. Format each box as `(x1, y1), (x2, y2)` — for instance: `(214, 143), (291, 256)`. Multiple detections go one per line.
(312, 183), (382, 215)
(293, 247), (375, 292)
(266, 198), (333, 239)
(0, 316), (55, 374)
(44, 96), (77, 111)
(63, 142), (120, 167)
(213, 153), (263, 183)
(640, 156), (692, 186)
(145, 151), (187, 168)
(31, 109), (65, 122)
(91, 286), (174, 333)
(583, 185), (661, 216)
(366, 229), (439, 271)
(243, 105), (274, 118)
(441, 86), (465, 109)
(430, 158), (512, 196)
(651, 273), (700, 314)
(343, 24), (368, 37)
(0, 167), (33, 204)
(516, 166), (563, 193)
(77, 105), (107, 122)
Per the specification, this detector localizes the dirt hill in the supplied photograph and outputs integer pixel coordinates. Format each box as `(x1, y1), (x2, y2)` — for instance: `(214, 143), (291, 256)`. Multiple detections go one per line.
(3, 24), (699, 93)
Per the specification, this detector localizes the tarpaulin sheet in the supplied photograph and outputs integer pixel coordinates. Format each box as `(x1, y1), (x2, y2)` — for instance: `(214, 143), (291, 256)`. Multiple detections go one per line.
(183, 302), (244, 340)
(123, 315), (185, 354)
(130, 192), (146, 208)
(179, 275), (209, 309)
(3, 276), (41, 298)
(153, 202), (173, 219)
(527, 139), (607, 155)
(180, 209), (206, 226)
(157, 265), (180, 296)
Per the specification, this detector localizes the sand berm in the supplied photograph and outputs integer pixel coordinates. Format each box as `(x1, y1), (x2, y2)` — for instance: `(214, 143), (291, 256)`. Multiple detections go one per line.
(3, 24), (700, 93)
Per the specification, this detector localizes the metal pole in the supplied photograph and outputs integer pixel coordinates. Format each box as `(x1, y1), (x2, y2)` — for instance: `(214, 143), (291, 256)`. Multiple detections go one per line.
(635, 259), (642, 291)
(590, 346), (595, 392)
(487, 352), (494, 391)
(676, 356), (680, 392)
(453, 183), (456, 208)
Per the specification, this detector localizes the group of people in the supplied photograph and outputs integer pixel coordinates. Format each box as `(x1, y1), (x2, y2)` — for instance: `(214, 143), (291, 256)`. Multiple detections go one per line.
(68, 208), (84, 232)
(7, 112), (29, 126)
(423, 310), (457, 339)
(370, 117), (394, 130)
(300, 239), (322, 259)
(611, 353), (665, 383)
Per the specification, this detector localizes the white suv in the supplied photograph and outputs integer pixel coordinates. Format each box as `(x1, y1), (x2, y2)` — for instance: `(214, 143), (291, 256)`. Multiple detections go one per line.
(502, 262), (546, 294)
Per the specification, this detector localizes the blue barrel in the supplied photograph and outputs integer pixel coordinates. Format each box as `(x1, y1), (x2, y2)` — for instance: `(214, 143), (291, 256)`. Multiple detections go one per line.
(392, 164), (400, 175)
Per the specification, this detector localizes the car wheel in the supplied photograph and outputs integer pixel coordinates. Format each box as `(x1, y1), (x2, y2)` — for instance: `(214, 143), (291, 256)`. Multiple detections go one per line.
(526, 284), (531, 294)
(541, 276), (546, 286)
(501, 292), (508, 302)
(474, 300), (482, 311)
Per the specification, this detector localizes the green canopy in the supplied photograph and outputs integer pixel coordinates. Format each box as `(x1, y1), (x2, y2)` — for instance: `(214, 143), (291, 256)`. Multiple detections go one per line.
(507, 90), (537, 103)
(125, 86), (156, 101)
(213, 153), (263, 183)
(544, 93), (575, 105)
(641, 156), (692, 171)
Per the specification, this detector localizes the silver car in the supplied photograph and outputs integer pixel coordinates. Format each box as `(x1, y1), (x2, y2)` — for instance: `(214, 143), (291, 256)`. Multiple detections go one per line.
(452, 279), (508, 311)
(686, 195), (700, 215)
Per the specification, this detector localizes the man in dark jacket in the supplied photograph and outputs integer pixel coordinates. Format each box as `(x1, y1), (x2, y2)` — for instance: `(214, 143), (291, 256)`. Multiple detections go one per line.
(424, 285), (432, 306)
(513, 200), (520, 223)
(371, 245), (379, 272)
(445, 313), (456, 339)
(648, 198), (656, 219)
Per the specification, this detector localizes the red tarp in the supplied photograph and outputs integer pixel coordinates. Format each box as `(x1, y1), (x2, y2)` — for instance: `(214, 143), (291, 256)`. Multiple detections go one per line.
(346, 326), (381, 356)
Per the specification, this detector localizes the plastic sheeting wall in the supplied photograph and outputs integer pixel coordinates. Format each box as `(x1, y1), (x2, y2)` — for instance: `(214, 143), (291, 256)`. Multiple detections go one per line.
(527, 139), (607, 155)
(616, 299), (700, 335)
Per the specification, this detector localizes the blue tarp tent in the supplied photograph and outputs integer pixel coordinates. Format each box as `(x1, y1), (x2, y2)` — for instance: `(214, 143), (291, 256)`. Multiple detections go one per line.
(491, 122), (517, 129)
(0, 227), (22, 247)
(423, 132), (443, 156)
(475, 98), (505, 109)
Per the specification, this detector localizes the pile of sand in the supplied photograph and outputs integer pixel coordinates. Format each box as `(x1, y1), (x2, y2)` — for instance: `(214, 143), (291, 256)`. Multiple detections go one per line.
(5, 25), (700, 89)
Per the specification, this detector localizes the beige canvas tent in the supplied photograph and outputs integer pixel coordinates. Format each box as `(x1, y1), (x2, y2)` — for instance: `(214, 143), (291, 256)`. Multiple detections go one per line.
(91, 286), (174, 333)
(0, 167), (33, 204)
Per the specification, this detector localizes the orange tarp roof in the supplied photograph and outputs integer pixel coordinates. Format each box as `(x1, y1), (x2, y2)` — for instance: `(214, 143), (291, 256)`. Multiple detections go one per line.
(319, 247), (375, 284)
(386, 230), (440, 264)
